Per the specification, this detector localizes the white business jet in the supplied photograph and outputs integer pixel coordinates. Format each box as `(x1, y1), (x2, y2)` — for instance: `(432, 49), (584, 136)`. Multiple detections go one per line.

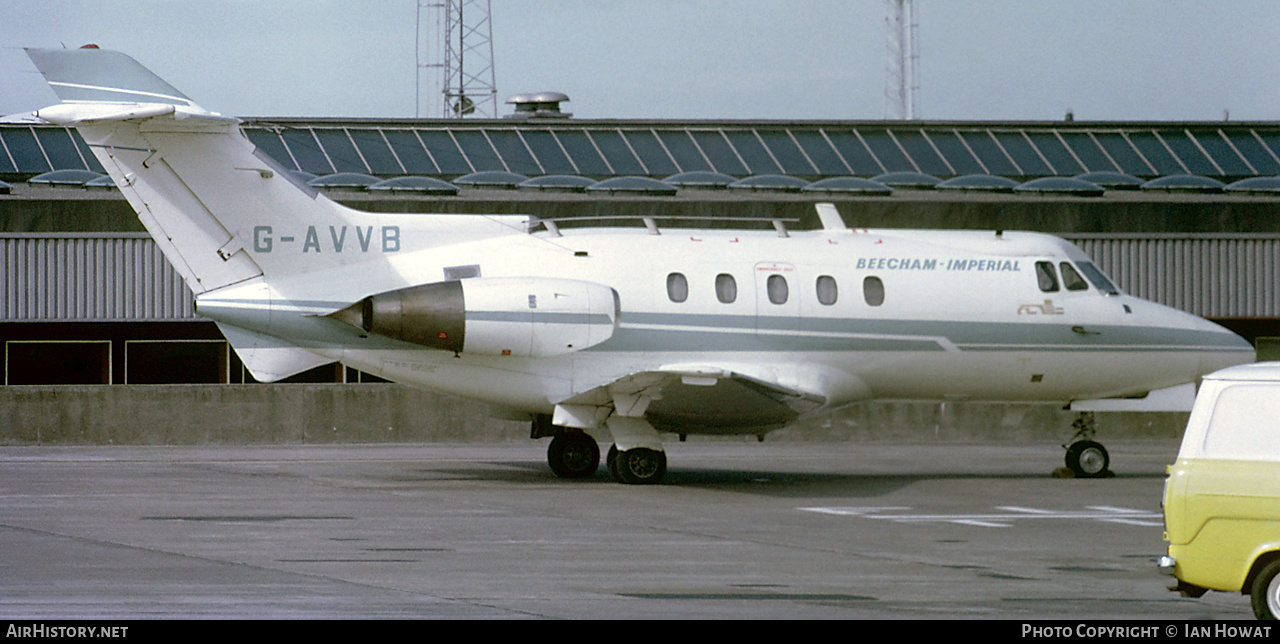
(22, 48), (1254, 484)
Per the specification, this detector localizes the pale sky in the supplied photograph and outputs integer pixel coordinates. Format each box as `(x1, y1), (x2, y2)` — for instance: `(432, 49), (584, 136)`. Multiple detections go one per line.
(2, 0), (1278, 122)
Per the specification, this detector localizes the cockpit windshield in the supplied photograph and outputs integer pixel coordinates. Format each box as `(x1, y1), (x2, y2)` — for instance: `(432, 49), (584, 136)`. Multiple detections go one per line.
(1076, 261), (1120, 295)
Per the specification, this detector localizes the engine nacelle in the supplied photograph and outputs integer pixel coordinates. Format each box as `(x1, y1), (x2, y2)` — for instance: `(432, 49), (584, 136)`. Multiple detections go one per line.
(328, 277), (620, 358)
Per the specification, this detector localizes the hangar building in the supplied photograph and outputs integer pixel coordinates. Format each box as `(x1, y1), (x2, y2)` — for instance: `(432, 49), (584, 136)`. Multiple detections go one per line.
(1, 115), (1277, 442)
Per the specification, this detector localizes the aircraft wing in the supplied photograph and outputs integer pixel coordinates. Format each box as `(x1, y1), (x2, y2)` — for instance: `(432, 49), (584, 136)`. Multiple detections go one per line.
(555, 366), (829, 434)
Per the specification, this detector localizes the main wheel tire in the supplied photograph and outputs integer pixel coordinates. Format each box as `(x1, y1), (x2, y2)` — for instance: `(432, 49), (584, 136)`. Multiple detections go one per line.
(1064, 440), (1110, 478)
(1251, 560), (1280, 620)
(612, 447), (667, 485)
(606, 444), (619, 479)
(547, 434), (600, 479)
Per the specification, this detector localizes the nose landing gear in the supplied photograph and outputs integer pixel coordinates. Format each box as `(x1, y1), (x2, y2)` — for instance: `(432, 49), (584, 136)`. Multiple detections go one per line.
(1061, 412), (1113, 478)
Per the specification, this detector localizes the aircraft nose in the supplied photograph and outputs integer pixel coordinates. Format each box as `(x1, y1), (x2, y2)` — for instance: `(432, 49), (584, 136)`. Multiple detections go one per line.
(1197, 322), (1256, 376)
(1172, 309), (1256, 377)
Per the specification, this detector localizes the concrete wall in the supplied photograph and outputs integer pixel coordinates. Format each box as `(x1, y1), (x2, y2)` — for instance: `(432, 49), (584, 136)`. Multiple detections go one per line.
(0, 383), (1189, 446)
(0, 384), (527, 445)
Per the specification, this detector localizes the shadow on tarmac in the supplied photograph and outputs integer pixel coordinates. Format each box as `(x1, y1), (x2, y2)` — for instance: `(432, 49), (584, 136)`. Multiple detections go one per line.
(392, 460), (1164, 498)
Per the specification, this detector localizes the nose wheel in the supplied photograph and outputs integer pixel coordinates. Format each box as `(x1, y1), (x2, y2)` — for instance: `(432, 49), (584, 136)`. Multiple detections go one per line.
(1064, 440), (1111, 477)
(1062, 413), (1113, 478)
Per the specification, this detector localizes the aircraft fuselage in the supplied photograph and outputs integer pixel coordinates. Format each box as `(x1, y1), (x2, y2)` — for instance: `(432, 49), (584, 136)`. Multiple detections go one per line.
(196, 221), (1252, 435)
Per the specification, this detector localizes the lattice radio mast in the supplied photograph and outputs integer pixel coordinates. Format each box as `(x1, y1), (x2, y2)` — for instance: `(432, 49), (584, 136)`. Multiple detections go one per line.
(417, 0), (498, 118)
(884, 0), (920, 120)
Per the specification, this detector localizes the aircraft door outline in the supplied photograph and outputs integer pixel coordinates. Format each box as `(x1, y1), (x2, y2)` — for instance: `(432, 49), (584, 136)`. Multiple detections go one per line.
(754, 262), (800, 344)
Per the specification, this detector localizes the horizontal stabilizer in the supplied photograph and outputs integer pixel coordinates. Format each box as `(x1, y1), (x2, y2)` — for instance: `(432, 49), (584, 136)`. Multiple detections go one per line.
(26, 47), (198, 108)
(217, 323), (334, 383)
(26, 48), (235, 128)
(34, 102), (239, 126)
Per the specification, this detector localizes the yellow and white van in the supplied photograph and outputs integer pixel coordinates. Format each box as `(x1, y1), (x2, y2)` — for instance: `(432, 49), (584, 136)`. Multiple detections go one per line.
(1160, 362), (1280, 620)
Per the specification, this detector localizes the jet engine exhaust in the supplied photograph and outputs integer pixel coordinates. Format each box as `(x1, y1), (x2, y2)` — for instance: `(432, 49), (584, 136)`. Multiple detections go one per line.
(328, 280), (465, 353)
(327, 277), (620, 358)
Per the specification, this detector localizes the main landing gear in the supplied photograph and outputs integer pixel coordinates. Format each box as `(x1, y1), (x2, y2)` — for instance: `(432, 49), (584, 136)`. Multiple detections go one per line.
(537, 415), (668, 485)
(1061, 412), (1112, 478)
(546, 433), (600, 479)
(606, 444), (667, 485)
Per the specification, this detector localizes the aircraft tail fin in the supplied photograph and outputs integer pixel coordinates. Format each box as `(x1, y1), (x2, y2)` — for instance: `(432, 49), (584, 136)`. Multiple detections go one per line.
(24, 47), (373, 295)
(25, 47), (371, 381)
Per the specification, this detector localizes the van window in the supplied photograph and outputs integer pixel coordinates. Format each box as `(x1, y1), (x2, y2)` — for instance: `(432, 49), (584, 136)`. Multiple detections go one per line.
(715, 273), (737, 304)
(667, 272), (688, 303)
(863, 276), (885, 306)
(766, 274), (788, 305)
(1035, 262), (1059, 292)
(1202, 384), (1280, 459)
(1060, 263), (1089, 291)
(816, 275), (838, 305)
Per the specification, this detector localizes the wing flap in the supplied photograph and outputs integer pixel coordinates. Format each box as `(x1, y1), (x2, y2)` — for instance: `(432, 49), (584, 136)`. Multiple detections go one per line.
(556, 366), (828, 434)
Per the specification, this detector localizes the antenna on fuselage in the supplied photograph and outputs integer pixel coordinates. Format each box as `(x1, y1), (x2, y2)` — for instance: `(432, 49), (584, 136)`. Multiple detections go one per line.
(815, 203), (849, 232)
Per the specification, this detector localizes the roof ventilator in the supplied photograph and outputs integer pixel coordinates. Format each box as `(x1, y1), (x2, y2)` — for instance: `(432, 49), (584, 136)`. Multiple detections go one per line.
(505, 92), (571, 119)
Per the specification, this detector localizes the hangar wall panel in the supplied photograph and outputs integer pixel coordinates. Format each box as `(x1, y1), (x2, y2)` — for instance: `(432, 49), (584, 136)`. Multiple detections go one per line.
(2, 233), (1276, 322)
(1068, 235), (1280, 318)
(1, 234), (195, 321)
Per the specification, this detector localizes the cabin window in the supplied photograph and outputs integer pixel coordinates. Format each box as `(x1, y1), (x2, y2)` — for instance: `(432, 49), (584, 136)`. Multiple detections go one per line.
(1060, 262), (1089, 291)
(1035, 261), (1059, 292)
(863, 276), (885, 306)
(715, 273), (738, 303)
(667, 272), (688, 303)
(1077, 261), (1120, 295)
(816, 275), (838, 306)
(767, 274), (789, 305)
